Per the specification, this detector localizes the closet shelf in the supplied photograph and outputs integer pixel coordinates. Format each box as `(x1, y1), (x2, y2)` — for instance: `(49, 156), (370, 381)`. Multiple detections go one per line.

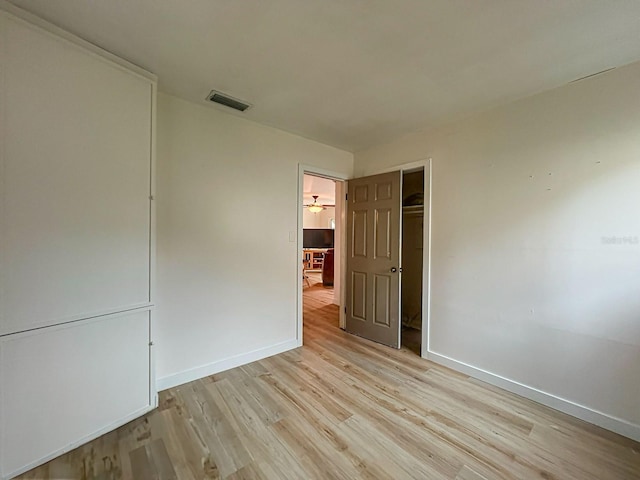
(402, 205), (424, 211)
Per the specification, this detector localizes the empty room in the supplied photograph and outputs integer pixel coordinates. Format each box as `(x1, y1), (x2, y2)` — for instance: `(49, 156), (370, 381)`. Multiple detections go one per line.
(0, 1), (639, 479)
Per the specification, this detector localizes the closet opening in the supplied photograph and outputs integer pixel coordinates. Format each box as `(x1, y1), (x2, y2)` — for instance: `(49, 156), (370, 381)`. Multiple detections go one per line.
(401, 168), (425, 356)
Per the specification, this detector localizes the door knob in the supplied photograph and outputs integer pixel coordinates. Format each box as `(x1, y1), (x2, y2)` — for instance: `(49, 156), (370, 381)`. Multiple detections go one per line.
(390, 267), (397, 273)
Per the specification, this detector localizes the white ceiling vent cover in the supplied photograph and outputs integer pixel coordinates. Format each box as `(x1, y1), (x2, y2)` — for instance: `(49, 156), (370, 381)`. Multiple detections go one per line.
(206, 90), (252, 112)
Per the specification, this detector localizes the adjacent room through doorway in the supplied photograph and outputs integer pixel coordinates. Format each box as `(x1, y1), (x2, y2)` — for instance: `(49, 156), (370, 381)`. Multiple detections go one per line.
(302, 174), (341, 339)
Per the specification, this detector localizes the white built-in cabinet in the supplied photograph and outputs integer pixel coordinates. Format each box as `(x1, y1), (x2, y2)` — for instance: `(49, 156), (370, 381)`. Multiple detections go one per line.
(0, 8), (156, 479)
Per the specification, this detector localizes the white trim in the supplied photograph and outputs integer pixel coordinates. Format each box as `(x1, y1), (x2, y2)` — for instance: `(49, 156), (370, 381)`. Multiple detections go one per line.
(148, 79), (159, 409)
(298, 164), (350, 182)
(2, 404), (155, 480)
(156, 339), (299, 391)
(337, 181), (348, 329)
(0, 2), (157, 82)
(423, 159), (433, 357)
(376, 159), (430, 175)
(0, 306), (154, 341)
(0, 302), (154, 337)
(426, 351), (640, 443)
(297, 164), (350, 346)
(397, 171), (404, 348)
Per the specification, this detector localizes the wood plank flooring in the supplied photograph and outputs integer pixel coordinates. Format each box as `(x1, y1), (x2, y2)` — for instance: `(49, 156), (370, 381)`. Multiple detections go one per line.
(17, 274), (640, 479)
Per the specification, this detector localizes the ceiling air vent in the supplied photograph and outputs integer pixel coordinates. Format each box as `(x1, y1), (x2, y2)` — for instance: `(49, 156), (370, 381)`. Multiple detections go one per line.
(206, 90), (251, 112)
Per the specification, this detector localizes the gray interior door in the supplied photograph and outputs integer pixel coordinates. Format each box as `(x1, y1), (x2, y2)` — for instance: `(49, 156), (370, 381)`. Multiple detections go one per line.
(345, 171), (401, 348)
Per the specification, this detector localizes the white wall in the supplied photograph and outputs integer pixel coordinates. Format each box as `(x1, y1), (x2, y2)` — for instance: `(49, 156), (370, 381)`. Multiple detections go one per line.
(355, 61), (640, 440)
(156, 94), (353, 388)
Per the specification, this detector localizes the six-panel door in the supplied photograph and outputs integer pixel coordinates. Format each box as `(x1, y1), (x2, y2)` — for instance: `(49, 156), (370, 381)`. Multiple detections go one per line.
(345, 171), (401, 348)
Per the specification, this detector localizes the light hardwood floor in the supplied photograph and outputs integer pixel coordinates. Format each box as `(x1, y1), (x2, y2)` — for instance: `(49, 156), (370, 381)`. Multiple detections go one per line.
(18, 274), (640, 479)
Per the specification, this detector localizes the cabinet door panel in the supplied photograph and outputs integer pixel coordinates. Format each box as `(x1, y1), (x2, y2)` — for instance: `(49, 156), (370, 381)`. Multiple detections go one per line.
(0, 310), (152, 479)
(0, 14), (152, 335)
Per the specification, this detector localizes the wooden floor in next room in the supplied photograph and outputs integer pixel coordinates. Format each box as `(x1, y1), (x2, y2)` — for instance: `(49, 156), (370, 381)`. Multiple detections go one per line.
(17, 273), (640, 479)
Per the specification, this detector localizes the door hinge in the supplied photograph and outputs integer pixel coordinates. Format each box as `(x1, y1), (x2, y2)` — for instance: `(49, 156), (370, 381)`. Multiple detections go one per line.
(345, 193), (348, 201)
(344, 306), (347, 314)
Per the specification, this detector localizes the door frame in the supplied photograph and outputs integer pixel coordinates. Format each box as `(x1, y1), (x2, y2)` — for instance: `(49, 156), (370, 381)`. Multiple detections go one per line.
(297, 164), (349, 347)
(370, 158), (432, 358)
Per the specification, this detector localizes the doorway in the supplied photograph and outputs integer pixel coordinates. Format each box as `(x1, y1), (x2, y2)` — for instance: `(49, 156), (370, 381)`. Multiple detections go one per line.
(401, 168), (425, 356)
(297, 166), (348, 347)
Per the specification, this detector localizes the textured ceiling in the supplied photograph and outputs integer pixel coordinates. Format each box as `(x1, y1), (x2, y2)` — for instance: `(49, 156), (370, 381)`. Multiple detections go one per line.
(10, 0), (640, 152)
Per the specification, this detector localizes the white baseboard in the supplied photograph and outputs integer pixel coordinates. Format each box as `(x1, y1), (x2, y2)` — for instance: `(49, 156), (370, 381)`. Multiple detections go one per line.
(156, 339), (299, 391)
(426, 351), (640, 443)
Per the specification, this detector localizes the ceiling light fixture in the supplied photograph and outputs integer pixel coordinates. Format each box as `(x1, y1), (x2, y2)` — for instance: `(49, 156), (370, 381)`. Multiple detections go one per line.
(307, 195), (324, 213)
